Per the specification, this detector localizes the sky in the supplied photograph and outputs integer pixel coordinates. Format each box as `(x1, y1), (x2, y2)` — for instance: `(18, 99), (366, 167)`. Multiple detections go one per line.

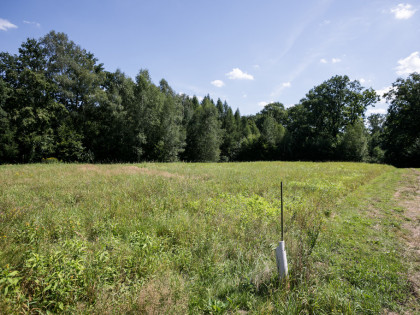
(1, 0), (419, 115)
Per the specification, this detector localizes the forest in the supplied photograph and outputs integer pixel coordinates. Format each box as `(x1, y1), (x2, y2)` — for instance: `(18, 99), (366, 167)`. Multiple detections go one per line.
(0, 31), (419, 167)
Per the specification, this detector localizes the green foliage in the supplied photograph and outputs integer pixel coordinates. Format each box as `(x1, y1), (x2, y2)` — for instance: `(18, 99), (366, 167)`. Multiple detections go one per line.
(0, 32), (418, 165)
(55, 122), (84, 162)
(367, 113), (386, 163)
(41, 157), (60, 164)
(290, 75), (378, 161)
(260, 102), (288, 125)
(339, 119), (369, 161)
(0, 78), (18, 162)
(184, 97), (222, 161)
(383, 72), (420, 167)
(0, 162), (416, 313)
(0, 268), (22, 297)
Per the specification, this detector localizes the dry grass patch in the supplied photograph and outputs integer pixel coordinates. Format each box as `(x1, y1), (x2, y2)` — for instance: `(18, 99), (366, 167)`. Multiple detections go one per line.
(136, 273), (188, 314)
(77, 164), (186, 179)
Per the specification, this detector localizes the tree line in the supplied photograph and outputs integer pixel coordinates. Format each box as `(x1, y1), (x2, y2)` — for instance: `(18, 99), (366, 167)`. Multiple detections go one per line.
(0, 31), (419, 167)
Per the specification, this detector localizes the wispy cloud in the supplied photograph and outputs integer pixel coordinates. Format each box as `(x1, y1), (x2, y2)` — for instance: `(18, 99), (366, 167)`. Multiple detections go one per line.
(391, 3), (417, 20)
(270, 82), (292, 98)
(226, 68), (254, 80)
(0, 18), (17, 31)
(320, 57), (342, 64)
(23, 20), (41, 27)
(283, 53), (322, 87)
(210, 80), (225, 88)
(271, 0), (333, 63)
(396, 51), (420, 75)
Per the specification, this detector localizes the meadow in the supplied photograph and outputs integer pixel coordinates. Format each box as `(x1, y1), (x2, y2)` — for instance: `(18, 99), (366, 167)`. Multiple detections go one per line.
(0, 162), (417, 314)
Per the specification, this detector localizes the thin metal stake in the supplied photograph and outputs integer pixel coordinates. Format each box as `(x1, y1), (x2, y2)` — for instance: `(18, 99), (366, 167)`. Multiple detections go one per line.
(281, 181), (283, 241)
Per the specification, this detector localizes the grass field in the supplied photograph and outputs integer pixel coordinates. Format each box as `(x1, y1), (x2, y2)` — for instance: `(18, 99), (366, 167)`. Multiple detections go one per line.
(0, 162), (418, 314)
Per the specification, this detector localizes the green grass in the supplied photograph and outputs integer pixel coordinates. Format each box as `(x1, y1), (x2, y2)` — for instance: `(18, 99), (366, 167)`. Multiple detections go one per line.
(0, 162), (416, 313)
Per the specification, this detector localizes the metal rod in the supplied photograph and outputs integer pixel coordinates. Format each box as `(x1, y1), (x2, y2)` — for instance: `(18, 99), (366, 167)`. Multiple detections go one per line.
(281, 181), (284, 241)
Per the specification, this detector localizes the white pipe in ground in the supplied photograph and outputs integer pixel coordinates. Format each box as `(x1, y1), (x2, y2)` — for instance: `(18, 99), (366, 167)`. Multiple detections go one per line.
(275, 240), (288, 279)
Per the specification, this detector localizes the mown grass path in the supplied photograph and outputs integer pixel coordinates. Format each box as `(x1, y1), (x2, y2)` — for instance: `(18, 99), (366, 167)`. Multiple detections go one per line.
(311, 168), (419, 314)
(393, 169), (420, 311)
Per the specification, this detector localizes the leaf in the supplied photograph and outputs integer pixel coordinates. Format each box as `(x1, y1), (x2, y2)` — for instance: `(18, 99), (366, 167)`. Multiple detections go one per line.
(8, 277), (20, 286)
(43, 283), (52, 292)
(7, 271), (18, 277)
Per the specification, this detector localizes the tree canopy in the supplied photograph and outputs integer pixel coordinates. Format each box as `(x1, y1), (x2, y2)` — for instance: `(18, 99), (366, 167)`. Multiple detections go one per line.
(382, 73), (420, 167)
(0, 31), (418, 167)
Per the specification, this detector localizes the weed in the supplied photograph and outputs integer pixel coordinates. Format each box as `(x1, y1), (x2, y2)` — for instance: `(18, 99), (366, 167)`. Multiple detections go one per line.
(0, 162), (416, 313)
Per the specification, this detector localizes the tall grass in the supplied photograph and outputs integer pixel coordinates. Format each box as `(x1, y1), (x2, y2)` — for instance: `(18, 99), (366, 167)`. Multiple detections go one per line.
(0, 162), (412, 313)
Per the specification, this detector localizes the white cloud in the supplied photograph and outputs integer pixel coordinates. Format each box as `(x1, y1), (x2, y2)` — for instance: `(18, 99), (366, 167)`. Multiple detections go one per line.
(0, 18), (17, 31)
(396, 51), (420, 75)
(358, 78), (372, 85)
(376, 86), (391, 96)
(258, 101), (268, 107)
(226, 68), (254, 80)
(211, 80), (225, 88)
(366, 107), (388, 115)
(23, 20), (41, 27)
(376, 86), (392, 104)
(282, 82), (291, 88)
(320, 58), (341, 64)
(391, 3), (417, 20)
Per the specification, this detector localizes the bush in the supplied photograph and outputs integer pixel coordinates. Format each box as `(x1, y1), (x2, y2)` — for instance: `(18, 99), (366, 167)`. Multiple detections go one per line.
(41, 157), (60, 164)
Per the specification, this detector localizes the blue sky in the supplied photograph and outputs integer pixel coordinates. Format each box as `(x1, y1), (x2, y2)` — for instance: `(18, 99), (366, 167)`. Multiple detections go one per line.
(1, 0), (419, 115)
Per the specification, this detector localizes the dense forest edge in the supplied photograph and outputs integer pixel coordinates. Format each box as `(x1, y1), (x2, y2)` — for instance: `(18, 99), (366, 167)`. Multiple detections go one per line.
(0, 31), (419, 167)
